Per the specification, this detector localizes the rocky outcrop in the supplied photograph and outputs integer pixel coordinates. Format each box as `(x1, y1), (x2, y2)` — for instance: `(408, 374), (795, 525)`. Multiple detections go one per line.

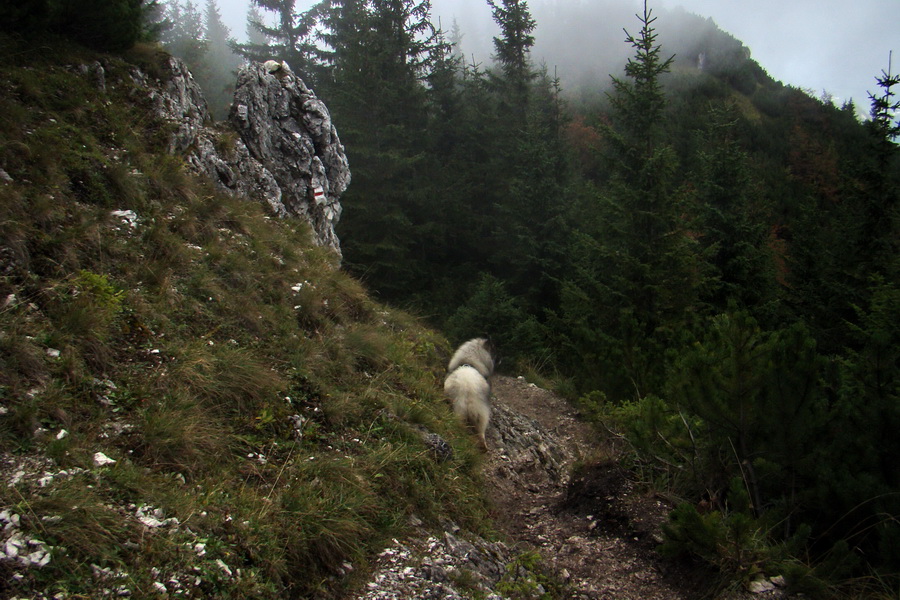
(130, 56), (208, 155)
(133, 56), (349, 257)
(228, 61), (349, 254)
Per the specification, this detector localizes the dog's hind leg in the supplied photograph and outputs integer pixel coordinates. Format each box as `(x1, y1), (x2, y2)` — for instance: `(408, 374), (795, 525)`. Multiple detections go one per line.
(474, 414), (489, 452)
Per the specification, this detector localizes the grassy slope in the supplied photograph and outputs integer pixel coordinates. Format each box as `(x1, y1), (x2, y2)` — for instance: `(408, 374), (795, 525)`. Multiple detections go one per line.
(0, 35), (489, 599)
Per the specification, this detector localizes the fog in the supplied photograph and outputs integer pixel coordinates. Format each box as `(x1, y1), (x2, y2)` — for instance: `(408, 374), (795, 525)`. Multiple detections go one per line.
(214, 0), (898, 108)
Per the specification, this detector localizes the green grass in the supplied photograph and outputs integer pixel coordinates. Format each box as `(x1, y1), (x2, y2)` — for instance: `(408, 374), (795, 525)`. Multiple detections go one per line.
(0, 33), (490, 599)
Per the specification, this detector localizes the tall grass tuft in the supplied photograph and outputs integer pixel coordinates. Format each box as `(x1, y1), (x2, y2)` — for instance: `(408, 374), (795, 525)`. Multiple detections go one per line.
(130, 396), (232, 478)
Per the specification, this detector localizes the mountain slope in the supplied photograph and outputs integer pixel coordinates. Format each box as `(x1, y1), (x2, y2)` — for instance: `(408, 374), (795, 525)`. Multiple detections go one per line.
(0, 34), (490, 599)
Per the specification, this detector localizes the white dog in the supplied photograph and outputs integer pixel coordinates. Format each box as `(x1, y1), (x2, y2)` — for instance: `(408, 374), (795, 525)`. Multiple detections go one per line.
(444, 338), (495, 451)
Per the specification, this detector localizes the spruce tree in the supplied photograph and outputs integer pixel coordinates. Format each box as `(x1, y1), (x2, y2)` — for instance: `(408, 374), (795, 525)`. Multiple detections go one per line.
(787, 57), (900, 354)
(481, 0), (568, 320)
(236, 0), (323, 80)
(861, 53), (900, 275)
(555, 1), (697, 397)
(200, 0), (242, 119)
(608, 0), (674, 160)
(324, 0), (445, 300)
(487, 67), (569, 314)
(692, 104), (777, 319)
(0, 0), (51, 36)
(244, 4), (270, 49)
(603, 0), (688, 335)
(159, 1), (209, 74)
(51, 0), (154, 51)
(487, 0), (535, 118)
(868, 52), (900, 149)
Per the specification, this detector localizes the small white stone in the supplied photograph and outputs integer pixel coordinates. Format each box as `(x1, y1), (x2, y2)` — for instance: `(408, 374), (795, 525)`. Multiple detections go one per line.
(110, 210), (139, 228)
(8, 470), (25, 486)
(29, 549), (51, 567)
(748, 578), (776, 593)
(5, 537), (21, 558)
(93, 452), (116, 467)
(215, 559), (233, 577)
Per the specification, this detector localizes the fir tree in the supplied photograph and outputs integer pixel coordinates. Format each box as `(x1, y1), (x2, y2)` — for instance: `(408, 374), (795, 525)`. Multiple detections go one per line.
(487, 0), (536, 116)
(159, 0), (209, 71)
(236, 0), (323, 80)
(200, 0), (242, 119)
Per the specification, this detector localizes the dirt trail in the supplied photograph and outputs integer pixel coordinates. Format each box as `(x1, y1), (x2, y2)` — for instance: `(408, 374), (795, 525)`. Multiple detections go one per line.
(351, 375), (710, 600)
(484, 375), (696, 600)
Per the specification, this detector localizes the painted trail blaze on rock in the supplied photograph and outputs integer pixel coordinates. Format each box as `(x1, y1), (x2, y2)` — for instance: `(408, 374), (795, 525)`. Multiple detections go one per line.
(313, 185), (326, 204)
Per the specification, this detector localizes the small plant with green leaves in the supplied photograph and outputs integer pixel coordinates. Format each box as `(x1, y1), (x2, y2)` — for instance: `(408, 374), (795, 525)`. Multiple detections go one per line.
(495, 550), (568, 599)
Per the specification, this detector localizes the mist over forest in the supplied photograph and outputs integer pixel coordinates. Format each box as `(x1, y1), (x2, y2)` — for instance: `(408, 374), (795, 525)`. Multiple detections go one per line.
(237, 0), (753, 103)
(434, 0), (657, 94)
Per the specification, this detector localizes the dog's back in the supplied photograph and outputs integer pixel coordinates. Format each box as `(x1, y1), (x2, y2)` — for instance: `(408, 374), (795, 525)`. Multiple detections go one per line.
(444, 338), (494, 450)
(447, 338), (494, 379)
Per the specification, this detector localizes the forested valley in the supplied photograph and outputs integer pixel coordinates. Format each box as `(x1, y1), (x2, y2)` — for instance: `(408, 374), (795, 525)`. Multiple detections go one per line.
(2, 0), (897, 596)
(164, 0), (900, 592)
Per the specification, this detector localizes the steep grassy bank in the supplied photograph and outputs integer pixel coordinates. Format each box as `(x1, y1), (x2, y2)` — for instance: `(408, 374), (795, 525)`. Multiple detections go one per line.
(0, 34), (489, 599)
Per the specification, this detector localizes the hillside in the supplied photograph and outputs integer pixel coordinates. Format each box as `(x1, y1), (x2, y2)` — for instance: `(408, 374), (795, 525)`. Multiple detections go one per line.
(0, 34), (496, 599)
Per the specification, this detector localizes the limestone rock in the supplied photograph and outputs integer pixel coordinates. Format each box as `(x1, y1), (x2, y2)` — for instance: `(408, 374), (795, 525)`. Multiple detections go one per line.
(77, 60), (106, 93)
(130, 56), (349, 258)
(131, 56), (209, 155)
(489, 401), (569, 486)
(228, 61), (350, 255)
(352, 527), (515, 600)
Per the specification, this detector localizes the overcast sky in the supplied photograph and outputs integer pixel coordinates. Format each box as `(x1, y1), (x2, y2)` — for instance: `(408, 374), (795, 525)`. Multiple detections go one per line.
(215, 0), (899, 109)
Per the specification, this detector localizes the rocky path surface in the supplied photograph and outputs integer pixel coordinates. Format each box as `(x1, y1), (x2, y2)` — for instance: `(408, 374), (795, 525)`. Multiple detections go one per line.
(483, 375), (692, 600)
(351, 375), (743, 599)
